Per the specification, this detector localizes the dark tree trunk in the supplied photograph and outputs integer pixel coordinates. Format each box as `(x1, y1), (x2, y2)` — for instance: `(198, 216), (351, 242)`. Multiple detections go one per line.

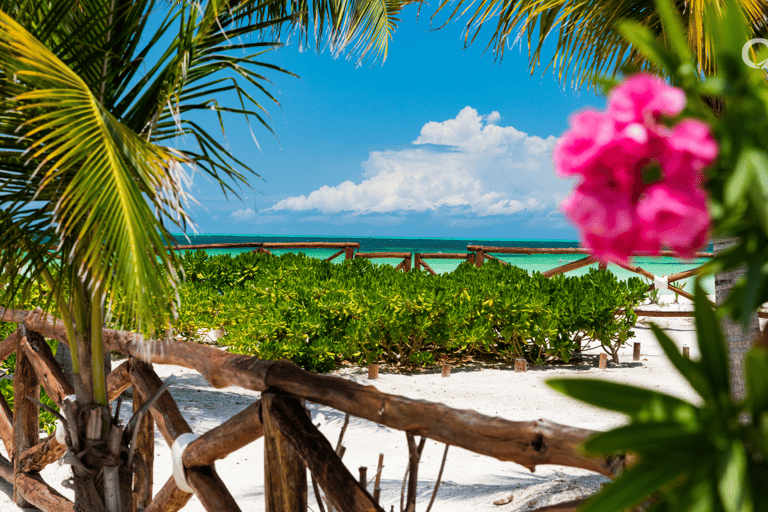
(713, 238), (761, 401)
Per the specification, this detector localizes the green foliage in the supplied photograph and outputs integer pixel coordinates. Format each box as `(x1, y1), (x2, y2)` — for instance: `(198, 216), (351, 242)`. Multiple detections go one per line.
(548, 284), (768, 512)
(173, 251), (647, 372)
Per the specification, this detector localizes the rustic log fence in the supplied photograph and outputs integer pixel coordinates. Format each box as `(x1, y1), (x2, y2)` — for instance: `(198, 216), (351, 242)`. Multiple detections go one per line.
(0, 307), (628, 512)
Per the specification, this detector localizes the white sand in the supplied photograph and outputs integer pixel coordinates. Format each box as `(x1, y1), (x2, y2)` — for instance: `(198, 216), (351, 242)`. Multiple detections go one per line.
(0, 312), (723, 511)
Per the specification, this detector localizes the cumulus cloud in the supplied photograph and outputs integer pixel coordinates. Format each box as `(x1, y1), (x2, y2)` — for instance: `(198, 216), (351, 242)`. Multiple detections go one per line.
(230, 208), (256, 222)
(270, 107), (565, 217)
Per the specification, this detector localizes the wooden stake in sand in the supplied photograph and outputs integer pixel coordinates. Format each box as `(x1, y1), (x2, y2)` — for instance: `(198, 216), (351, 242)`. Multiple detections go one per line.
(683, 346), (690, 359)
(372, 454), (384, 503)
(441, 364), (450, 378)
(598, 353), (608, 370)
(633, 342), (641, 362)
(358, 467), (367, 489)
(514, 359), (527, 373)
(368, 364), (379, 380)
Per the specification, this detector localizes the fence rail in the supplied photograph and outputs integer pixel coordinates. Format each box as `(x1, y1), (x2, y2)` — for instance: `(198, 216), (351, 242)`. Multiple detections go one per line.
(0, 307), (626, 512)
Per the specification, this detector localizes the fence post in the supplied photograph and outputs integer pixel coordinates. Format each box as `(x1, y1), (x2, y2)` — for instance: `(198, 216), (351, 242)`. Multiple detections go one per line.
(133, 384), (155, 512)
(414, 254), (421, 271)
(263, 393), (308, 512)
(344, 247), (355, 261)
(404, 255), (411, 272)
(13, 328), (40, 507)
(475, 250), (485, 268)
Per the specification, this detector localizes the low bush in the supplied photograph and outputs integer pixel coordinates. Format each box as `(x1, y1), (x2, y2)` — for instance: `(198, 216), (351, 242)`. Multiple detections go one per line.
(174, 251), (647, 372)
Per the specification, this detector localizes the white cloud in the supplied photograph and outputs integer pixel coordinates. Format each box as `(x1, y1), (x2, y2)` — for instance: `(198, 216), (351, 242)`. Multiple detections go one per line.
(230, 208), (256, 222)
(270, 107), (566, 217)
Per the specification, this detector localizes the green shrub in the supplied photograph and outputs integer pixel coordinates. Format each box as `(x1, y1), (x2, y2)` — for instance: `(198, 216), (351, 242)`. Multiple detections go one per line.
(173, 251), (647, 371)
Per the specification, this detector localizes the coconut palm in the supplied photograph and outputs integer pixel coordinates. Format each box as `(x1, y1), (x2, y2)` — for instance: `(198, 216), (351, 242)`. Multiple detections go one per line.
(433, 0), (768, 88)
(0, 0), (414, 509)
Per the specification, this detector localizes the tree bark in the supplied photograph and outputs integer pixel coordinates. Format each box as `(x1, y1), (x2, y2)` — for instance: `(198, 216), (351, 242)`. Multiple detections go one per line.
(713, 238), (762, 401)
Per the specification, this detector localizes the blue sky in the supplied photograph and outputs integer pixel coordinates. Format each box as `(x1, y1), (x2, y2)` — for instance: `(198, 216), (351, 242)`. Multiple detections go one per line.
(183, 6), (605, 240)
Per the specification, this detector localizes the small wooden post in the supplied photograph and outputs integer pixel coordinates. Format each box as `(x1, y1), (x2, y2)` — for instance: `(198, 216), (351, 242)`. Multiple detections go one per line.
(373, 454), (384, 503)
(344, 247), (355, 261)
(475, 250), (485, 268)
(358, 467), (367, 489)
(403, 255), (411, 272)
(467, 253), (475, 265)
(368, 364), (379, 379)
(598, 353), (608, 369)
(133, 382), (155, 512)
(414, 254), (421, 271)
(13, 332), (40, 507)
(262, 393), (308, 512)
(633, 342), (641, 362)
(441, 364), (450, 378)
(598, 261), (608, 271)
(514, 359), (527, 372)
(683, 345), (690, 359)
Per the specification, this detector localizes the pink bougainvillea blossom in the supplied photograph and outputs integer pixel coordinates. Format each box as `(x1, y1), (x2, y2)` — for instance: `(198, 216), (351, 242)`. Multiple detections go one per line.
(554, 73), (717, 264)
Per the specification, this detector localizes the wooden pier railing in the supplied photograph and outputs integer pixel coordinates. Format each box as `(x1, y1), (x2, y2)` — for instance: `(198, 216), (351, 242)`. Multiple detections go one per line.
(0, 307), (627, 512)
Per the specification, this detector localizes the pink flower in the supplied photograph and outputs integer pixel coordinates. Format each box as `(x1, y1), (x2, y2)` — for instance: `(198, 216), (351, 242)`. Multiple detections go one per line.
(636, 185), (710, 259)
(555, 74), (717, 263)
(608, 73), (686, 124)
(554, 111), (616, 177)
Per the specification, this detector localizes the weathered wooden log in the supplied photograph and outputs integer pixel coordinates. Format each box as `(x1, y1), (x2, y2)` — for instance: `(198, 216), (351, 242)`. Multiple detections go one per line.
(186, 465), (243, 512)
(515, 359), (527, 373)
(666, 265), (705, 283)
(170, 242), (264, 250)
(0, 453), (74, 512)
(599, 354), (608, 370)
(263, 242), (359, 249)
(0, 393), (13, 456)
(416, 253), (471, 260)
(183, 400), (263, 468)
(441, 364), (450, 378)
(418, 258), (437, 276)
(20, 333), (74, 405)
(368, 364), (379, 379)
(615, 262), (700, 304)
(16, 308), (625, 477)
(541, 256), (597, 278)
(0, 328), (21, 364)
(143, 476), (192, 512)
(129, 361), (192, 446)
(325, 250), (345, 262)
(13, 332), (40, 507)
(475, 250), (484, 268)
(265, 393), (383, 512)
(633, 309), (768, 318)
(263, 393), (308, 512)
(466, 245), (713, 257)
(355, 252), (412, 259)
(131, 361), (239, 508)
(633, 343), (641, 362)
(107, 360), (132, 402)
(133, 383), (155, 512)
(483, 253), (509, 265)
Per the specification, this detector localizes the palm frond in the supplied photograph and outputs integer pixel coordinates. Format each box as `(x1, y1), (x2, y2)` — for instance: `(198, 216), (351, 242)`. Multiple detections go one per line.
(0, 9), (186, 331)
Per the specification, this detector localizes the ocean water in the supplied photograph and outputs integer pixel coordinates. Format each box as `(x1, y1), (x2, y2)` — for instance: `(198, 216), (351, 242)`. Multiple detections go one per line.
(171, 234), (714, 297)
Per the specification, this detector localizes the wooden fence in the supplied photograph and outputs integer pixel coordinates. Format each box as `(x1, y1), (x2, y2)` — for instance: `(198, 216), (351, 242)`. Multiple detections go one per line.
(0, 307), (626, 512)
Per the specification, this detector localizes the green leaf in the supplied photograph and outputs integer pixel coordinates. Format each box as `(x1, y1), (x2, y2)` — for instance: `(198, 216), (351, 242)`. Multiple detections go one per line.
(546, 378), (694, 419)
(584, 422), (705, 456)
(693, 283), (730, 397)
(649, 323), (714, 403)
(580, 459), (685, 512)
(716, 439), (752, 512)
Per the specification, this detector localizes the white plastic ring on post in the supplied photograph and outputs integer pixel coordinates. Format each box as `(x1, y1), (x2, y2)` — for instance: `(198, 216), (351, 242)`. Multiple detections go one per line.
(54, 394), (77, 444)
(172, 433), (198, 493)
(653, 275), (669, 291)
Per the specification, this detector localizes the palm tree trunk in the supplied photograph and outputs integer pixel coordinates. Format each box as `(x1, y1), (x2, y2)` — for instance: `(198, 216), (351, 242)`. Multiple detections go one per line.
(713, 238), (761, 401)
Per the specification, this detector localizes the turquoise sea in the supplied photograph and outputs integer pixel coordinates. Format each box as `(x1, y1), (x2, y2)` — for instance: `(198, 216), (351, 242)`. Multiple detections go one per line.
(171, 234), (714, 297)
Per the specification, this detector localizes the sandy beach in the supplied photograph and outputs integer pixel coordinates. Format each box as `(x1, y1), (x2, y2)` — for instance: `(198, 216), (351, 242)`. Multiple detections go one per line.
(1, 305), (754, 511)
